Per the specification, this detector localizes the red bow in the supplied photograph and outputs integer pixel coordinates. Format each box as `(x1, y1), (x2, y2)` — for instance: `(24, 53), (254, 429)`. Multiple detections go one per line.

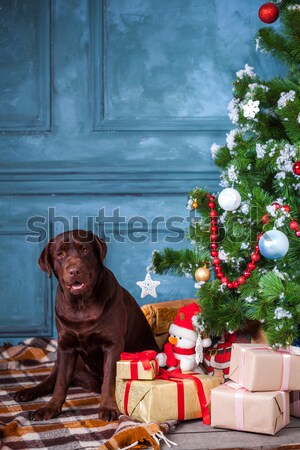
(121, 350), (157, 371)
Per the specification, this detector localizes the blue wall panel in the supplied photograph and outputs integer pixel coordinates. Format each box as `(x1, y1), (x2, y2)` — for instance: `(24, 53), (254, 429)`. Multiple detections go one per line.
(0, 0), (281, 343)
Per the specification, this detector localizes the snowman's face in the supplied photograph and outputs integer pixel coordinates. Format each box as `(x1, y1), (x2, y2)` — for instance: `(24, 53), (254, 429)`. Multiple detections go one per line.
(168, 334), (196, 348)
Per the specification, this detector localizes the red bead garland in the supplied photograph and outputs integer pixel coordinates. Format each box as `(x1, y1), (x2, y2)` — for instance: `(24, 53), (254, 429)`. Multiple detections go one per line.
(206, 194), (298, 290)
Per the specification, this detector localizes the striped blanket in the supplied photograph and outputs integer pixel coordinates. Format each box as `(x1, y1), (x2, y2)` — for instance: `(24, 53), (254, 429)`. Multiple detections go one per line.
(0, 338), (176, 450)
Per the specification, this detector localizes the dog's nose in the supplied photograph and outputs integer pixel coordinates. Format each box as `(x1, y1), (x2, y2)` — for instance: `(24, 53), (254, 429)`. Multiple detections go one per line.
(68, 267), (81, 277)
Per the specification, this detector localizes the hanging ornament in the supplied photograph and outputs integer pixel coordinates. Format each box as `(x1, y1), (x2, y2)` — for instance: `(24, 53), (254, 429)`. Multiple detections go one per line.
(258, 2), (279, 23)
(258, 230), (289, 260)
(192, 199), (199, 209)
(218, 187), (241, 212)
(136, 272), (160, 298)
(195, 266), (211, 282)
(293, 161), (300, 176)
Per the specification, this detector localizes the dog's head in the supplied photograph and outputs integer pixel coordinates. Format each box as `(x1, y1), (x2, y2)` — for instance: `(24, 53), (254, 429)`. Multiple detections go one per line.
(38, 230), (107, 296)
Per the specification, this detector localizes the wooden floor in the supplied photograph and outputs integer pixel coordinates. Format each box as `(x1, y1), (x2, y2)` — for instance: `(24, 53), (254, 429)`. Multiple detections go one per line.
(163, 417), (300, 450)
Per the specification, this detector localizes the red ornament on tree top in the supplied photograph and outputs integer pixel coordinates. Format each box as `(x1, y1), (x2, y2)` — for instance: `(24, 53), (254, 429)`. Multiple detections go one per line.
(293, 161), (300, 176)
(258, 2), (279, 24)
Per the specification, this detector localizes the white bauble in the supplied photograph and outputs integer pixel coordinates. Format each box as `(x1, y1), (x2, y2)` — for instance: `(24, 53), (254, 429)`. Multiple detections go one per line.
(218, 188), (241, 211)
(259, 230), (289, 260)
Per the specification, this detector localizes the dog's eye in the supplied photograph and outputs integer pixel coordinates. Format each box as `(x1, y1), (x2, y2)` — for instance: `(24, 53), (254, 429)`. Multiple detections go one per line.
(56, 251), (65, 259)
(81, 246), (88, 254)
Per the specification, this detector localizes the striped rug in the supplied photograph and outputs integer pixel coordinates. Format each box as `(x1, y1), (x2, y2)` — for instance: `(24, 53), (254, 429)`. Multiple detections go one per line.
(0, 338), (176, 450)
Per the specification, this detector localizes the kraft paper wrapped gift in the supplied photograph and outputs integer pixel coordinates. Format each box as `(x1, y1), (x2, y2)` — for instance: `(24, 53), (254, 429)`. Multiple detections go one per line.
(229, 343), (300, 391)
(290, 391), (300, 418)
(115, 371), (221, 423)
(211, 382), (290, 435)
(116, 351), (158, 380)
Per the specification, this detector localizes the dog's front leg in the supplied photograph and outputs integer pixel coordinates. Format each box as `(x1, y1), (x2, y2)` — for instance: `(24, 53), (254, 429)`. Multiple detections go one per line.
(99, 342), (122, 421)
(31, 346), (77, 421)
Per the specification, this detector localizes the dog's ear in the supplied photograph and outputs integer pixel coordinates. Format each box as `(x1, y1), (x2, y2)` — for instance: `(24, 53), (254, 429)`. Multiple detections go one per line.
(94, 235), (107, 263)
(38, 242), (53, 278)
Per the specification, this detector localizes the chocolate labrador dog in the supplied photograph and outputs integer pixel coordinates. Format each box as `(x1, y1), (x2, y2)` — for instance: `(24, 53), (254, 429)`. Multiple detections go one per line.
(15, 230), (159, 421)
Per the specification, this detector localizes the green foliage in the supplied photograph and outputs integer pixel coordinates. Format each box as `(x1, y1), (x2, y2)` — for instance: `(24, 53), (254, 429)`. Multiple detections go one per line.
(151, 4), (300, 348)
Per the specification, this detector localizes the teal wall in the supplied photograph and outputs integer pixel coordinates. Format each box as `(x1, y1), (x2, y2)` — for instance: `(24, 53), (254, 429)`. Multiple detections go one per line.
(0, 0), (281, 343)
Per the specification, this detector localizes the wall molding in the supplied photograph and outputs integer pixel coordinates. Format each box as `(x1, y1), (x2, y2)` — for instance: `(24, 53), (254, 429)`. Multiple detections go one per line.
(0, 164), (220, 194)
(0, 0), (51, 132)
(0, 230), (53, 337)
(90, 0), (231, 132)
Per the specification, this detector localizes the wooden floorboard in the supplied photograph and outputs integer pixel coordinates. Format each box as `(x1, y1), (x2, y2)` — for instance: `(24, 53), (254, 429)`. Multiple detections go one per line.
(162, 417), (300, 450)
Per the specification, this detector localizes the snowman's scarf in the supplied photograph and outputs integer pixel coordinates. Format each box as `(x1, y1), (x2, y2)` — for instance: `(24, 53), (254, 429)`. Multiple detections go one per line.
(164, 342), (196, 367)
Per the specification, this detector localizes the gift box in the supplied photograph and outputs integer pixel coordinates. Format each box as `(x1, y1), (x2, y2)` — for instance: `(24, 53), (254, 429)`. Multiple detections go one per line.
(211, 382), (290, 435)
(115, 369), (221, 423)
(290, 391), (300, 418)
(116, 351), (158, 380)
(229, 343), (300, 391)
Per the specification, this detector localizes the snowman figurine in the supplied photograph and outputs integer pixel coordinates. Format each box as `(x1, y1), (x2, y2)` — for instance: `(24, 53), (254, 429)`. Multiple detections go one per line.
(156, 302), (212, 373)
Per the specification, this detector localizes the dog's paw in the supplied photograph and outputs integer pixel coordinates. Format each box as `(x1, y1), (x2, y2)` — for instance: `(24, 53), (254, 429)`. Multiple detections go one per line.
(30, 404), (61, 421)
(98, 400), (120, 422)
(14, 388), (39, 403)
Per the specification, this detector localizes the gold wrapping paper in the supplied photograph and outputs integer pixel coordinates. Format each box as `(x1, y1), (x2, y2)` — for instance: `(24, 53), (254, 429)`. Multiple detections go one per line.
(115, 374), (221, 423)
(290, 391), (300, 418)
(229, 343), (300, 391)
(116, 359), (158, 380)
(211, 383), (290, 435)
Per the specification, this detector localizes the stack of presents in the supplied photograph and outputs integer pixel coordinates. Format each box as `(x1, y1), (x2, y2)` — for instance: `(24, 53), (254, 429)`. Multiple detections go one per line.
(115, 299), (300, 435)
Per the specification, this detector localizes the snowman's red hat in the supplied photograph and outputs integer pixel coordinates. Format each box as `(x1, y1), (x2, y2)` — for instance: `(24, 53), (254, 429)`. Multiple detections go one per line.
(169, 302), (201, 342)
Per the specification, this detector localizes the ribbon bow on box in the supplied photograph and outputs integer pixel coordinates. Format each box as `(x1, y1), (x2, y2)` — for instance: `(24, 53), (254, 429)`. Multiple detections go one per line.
(120, 350), (158, 379)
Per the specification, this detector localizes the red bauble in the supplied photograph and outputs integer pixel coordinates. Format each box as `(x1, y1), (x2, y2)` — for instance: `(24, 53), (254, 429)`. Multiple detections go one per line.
(261, 214), (270, 224)
(282, 205), (291, 213)
(251, 253), (261, 262)
(293, 161), (300, 176)
(290, 220), (299, 231)
(211, 250), (218, 257)
(238, 276), (246, 285)
(247, 262), (256, 271)
(296, 230), (300, 238)
(213, 257), (221, 265)
(272, 202), (280, 210)
(258, 3), (279, 24)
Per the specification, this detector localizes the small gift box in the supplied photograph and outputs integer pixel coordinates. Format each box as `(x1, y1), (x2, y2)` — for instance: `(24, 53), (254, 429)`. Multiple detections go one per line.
(115, 369), (221, 423)
(211, 382), (290, 435)
(290, 391), (300, 418)
(116, 350), (158, 380)
(229, 343), (300, 391)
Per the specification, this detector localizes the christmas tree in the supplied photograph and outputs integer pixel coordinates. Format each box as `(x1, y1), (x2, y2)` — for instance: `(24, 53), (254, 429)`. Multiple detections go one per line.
(151, 1), (300, 348)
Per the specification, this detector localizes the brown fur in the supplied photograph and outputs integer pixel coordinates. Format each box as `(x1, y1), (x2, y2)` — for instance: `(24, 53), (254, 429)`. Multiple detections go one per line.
(14, 230), (158, 421)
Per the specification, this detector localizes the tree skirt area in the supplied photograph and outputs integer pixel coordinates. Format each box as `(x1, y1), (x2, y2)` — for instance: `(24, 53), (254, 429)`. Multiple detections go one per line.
(0, 338), (176, 450)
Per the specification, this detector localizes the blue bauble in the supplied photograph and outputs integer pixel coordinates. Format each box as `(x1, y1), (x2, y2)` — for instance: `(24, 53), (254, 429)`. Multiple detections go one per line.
(259, 230), (289, 260)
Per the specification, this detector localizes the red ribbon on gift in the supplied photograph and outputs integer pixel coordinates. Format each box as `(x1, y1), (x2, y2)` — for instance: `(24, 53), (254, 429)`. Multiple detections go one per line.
(157, 368), (211, 425)
(120, 350), (158, 380)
